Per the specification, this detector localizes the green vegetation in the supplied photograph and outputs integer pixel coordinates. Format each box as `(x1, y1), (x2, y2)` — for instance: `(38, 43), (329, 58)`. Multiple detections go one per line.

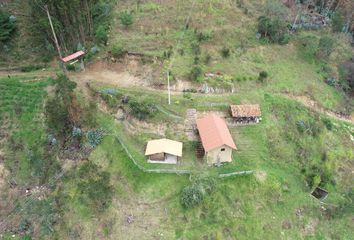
(119, 11), (133, 27)
(128, 96), (157, 120)
(0, 9), (16, 43)
(1, 0), (354, 239)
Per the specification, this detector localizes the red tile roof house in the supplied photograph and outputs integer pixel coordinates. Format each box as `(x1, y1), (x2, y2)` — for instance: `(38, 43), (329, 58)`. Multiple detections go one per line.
(196, 114), (237, 166)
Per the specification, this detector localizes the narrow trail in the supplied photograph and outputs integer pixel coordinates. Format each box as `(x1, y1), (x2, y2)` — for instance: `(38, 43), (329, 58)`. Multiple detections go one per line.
(1, 66), (353, 125)
(280, 94), (354, 125)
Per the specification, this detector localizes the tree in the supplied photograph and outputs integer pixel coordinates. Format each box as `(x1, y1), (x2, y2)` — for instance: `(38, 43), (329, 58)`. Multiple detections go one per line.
(27, 0), (112, 55)
(45, 74), (78, 136)
(258, 0), (289, 44)
(257, 16), (289, 44)
(0, 9), (16, 43)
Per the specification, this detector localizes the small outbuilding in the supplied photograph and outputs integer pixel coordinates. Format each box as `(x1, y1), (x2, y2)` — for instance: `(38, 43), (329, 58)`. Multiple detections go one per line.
(196, 114), (237, 165)
(230, 104), (261, 123)
(61, 50), (85, 70)
(145, 138), (183, 164)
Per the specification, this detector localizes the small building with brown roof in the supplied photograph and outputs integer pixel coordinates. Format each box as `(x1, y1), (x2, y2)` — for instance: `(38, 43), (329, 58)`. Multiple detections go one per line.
(230, 104), (261, 123)
(196, 114), (237, 165)
(145, 138), (183, 164)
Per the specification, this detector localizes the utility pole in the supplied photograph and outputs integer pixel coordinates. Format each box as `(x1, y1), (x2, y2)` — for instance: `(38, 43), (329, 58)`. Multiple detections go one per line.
(45, 5), (63, 61)
(167, 70), (171, 105)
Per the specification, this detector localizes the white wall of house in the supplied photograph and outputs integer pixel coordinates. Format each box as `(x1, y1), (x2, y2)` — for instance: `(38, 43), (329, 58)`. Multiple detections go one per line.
(206, 145), (233, 165)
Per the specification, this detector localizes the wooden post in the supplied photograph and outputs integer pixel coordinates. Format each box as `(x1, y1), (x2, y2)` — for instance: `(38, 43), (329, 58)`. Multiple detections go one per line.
(167, 71), (171, 105)
(45, 5), (65, 72)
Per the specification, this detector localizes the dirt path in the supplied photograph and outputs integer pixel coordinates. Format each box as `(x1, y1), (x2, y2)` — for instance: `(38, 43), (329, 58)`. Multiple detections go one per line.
(281, 94), (354, 125)
(1, 61), (353, 125)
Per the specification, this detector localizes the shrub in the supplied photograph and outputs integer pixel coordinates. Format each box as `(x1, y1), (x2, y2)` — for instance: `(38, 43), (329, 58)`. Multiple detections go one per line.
(100, 93), (118, 108)
(322, 118), (333, 130)
(95, 25), (108, 45)
(128, 97), (157, 120)
(258, 70), (268, 82)
(72, 127), (82, 138)
(111, 42), (124, 58)
(20, 64), (46, 72)
(196, 31), (211, 42)
(191, 41), (201, 55)
(298, 35), (318, 61)
(65, 64), (76, 71)
(221, 47), (230, 58)
(296, 119), (322, 137)
(163, 46), (173, 59)
(331, 10), (345, 33)
(339, 60), (354, 94)
(316, 36), (335, 60)
(183, 92), (192, 100)
(0, 9), (16, 43)
(189, 65), (203, 82)
(203, 52), (212, 64)
(181, 184), (204, 208)
(87, 129), (104, 147)
(257, 16), (288, 44)
(77, 162), (113, 213)
(120, 11), (133, 27)
(180, 176), (216, 208)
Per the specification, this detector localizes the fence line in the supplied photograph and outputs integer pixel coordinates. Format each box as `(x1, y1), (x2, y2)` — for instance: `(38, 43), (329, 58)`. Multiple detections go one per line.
(218, 170), (254, 178)
(113, 135), (254, 177)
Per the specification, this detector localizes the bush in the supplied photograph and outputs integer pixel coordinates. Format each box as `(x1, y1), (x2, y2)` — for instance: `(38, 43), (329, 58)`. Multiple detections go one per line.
(120, 11), (133, 27)
(331, 10), (345, 33)
(180, 176), (216, 208)
(45, 75), (77, 136)
(0, 9), (16, 43)
(191, 41), (201, 55)
(77, 162), (113, 213)
(72, 127), (82, 138)
(221, 47), (230, 58)
(257, 16), (289, 44)
(181, 184), (204, 208)
(196, 31), (211, 42)
(100, 93), (118, 108)
(296, 119), (322, 137)
(183, 92), (192, 100)
(189, 65), (203, 82)
(339, 60), (354, 94)
(20, 64), (46, 72)
(316, 36), (335, 60)
(95, 25), (108, 45)
(258, 70), (268, 82)
(87, 129), (104, 147)
(322, 118), (333, 130)
(203, 52), (212, 64)
(128, 97), (157, 120)
(111, 42), (124, 58)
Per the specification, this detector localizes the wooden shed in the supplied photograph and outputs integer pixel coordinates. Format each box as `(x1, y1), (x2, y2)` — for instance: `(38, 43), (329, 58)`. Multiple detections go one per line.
(61, 50), (85, 70)
(145, 139), (183, 164)
(196, 114), (237, 166)
(230, 104), (261, 124)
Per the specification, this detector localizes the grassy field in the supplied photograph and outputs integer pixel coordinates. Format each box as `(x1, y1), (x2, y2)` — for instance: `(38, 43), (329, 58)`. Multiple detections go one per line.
(50, 81), (354, 239)
(0, 75), (50, 184)
(1, 0), (354, 239)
